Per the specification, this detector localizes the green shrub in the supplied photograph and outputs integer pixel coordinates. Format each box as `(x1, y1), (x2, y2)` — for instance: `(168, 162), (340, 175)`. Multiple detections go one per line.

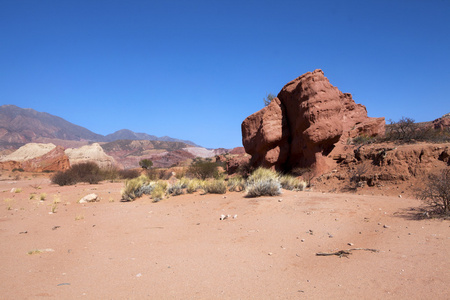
(280, 174), (307, 191)
(245, 168), (281, 197)
(139, 159), (153, 169)
(204, 179), (227, 194)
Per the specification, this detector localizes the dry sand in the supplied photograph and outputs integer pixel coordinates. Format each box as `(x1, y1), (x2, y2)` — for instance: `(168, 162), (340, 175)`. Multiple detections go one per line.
(0, 174), (449, 299)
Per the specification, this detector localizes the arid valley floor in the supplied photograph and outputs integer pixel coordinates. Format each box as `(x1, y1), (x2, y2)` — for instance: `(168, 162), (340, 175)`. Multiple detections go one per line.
(1, 174), (449, 299)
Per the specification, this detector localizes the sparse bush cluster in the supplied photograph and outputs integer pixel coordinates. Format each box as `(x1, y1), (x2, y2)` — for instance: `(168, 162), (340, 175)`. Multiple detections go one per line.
(52, 162), (142, 186)
(384, 117), (450, 143)
(120, 167), (307, 201)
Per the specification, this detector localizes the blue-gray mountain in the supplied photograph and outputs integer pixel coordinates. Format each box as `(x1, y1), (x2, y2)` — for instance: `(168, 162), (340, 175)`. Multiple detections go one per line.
(0, 105), (199, 148)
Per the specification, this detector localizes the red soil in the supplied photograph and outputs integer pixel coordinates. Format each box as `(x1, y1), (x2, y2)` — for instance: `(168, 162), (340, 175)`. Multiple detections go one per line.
(0, 174), (449, 299)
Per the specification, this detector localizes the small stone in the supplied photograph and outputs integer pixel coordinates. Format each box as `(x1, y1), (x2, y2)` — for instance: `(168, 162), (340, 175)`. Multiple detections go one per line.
(268, 252), (273, 256)
(383, 225), (390, 228)
(301, 239), (305, 242)
(398, 195), (402, 198)
(348, 242), (354, 246)
(79, 193), (98, 203)
(278, 199), (283, 202)
(233, 214), (238, 219)
(136, 273), (142, 277)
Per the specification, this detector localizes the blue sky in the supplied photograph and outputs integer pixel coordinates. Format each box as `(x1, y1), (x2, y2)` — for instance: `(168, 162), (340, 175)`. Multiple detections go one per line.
(1, 0), (449, 148)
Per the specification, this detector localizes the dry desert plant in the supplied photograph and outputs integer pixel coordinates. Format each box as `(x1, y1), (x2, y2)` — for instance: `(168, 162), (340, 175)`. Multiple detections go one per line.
(245, 167), (281, 197)
(204, 179), (227, 194)
(4, 198), (13, 210)
(279, 174), (307, 191)
(418, 168), (450, 216)
(227, 176), (245, 192)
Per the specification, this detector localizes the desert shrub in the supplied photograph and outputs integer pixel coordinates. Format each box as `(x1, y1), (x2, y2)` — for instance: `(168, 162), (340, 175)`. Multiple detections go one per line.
(51, 162), (104, 186)
(179, 177), (190, 188)
(348, 163), (370, 190)
(263, 93), (276, 107)
(167, 181), (185, 196)
(186, 179), (204, 193)
(350, 135), (376, 145)
(121, 176), (150, 201)
(51, 171), (78, 186)
(119, 169), (141, 180)
(146, 168), (160, 180)
(70, 162), (101, 180)
(204, 179), (227, 194)
(101, 166), (120, 182)
(187, 160), (220, 180)
(139, 159), (153, 169)
(139, 182), (156, 196)
(151, 183), (166, 202)
(418, 168), (450, 216)
(245, 168), (281, 197)
(280, 174), (307, 191)
(227, 176), (245, 192)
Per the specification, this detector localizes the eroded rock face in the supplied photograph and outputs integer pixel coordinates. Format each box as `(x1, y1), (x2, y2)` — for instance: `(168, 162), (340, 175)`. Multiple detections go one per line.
(0, 145), (70, 172)
(242, 97), (290, 169)
(21, 146), (70, 172)
(242, 70), (385, 174)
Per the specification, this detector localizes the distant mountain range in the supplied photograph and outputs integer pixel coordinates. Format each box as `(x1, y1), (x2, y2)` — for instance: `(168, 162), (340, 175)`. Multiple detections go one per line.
(0, 105), (199, 148)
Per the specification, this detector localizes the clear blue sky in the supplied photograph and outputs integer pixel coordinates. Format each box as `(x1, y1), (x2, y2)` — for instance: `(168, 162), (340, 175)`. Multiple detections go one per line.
(1, 0), (449, 148)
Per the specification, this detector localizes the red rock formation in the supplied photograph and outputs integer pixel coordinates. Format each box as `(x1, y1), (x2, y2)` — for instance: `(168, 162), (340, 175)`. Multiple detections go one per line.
(0, 146), (70, 172)
(242, 70), (385, 175)
(21, 146), (70, 172)
(432, 114), (450, 130)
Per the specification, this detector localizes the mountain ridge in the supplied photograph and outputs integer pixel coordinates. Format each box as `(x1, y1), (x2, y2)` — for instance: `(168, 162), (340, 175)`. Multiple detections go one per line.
(0, 105), (199, 148)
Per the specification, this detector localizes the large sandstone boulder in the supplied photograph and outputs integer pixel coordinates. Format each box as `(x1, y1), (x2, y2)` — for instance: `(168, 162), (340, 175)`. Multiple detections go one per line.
(242, 70), (385, 175)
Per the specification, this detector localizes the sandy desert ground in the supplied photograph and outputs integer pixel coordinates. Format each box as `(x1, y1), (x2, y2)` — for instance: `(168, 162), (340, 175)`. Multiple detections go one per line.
(0, 173), (449, 299)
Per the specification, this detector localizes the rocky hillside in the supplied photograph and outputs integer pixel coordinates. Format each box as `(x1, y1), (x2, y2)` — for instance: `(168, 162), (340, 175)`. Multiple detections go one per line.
(0, 105), (103, 147)
(101, 139), (195, 168)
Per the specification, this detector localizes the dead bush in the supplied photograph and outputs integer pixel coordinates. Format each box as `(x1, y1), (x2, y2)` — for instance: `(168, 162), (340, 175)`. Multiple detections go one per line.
(418, 168), (450, 216)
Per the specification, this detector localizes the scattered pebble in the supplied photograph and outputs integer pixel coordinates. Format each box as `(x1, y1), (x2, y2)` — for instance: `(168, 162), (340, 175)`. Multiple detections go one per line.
(301, 239), (305, 242)
(348, 242), (354, 246)
(268, 252), (273, 256)
(383, 225), (390, 228)
(136, 273), (142, 277)
(278, 199), (283, 202)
